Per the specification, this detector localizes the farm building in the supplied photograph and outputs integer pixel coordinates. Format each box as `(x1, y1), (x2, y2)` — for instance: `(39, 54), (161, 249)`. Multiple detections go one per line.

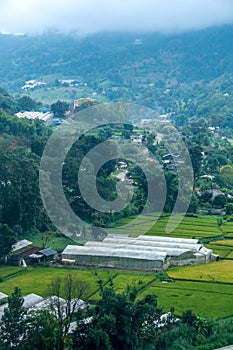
(62, 235), (218, 271)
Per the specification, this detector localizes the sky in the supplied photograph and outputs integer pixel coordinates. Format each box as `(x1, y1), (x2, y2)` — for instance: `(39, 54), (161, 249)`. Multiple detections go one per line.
(0, 0), (233, 35)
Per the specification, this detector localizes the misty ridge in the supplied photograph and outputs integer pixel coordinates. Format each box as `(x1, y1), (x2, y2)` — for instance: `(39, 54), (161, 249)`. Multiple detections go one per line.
(0, 24), (232, 93)
(1, 0), (233, 35)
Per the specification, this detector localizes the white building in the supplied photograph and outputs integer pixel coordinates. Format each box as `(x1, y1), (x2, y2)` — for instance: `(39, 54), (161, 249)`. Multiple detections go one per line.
(62, 235), (218, 271)
(15, 111), (53, 122)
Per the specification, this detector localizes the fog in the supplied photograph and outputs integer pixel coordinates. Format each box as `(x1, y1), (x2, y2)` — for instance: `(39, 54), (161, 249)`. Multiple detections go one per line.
(1, 0), (233, 35)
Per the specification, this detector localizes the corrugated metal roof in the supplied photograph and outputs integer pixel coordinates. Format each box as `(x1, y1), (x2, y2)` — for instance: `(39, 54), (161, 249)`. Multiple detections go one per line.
(32, 296), (66, 310)
(39, 248), (57, 256)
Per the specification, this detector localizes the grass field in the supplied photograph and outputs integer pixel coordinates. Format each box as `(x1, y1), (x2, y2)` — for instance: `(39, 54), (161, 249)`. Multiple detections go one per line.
(0, 267), (24, 280)
(1, 266), (233, 319)
(206, 245), (232, 258)
(24, 232), (79, 253)
(211, 240), (233, 247)
(140, 280), (233, 319)
(167, 260), (233, 283)
(0, 267), (110, 298)
(221, 224), (233, 233)
(110, 214), (223, 239)
(226, 251), (233, 259)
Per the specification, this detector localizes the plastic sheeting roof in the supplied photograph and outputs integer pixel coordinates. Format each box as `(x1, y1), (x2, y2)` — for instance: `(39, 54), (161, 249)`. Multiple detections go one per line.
(103, 237), (202, 252)
(23, 293), (44, 308)
(0, 292), (8, 300)
(62, 235), (212, 262)
(137, 235), (199, 244)
(85, 241), (192, 257)
(32, 296), (66, 311)
(62, 245), (167, 261)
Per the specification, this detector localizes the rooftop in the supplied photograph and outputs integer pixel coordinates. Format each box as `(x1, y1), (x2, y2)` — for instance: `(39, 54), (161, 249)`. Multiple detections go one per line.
(12, 239), (32, 252)
(62, 234), (212, 263)
(62, 245), (167, 261)
(0, 292), (8, 301)
(39, 248), (58, 257)
(23, 293), (43, 308)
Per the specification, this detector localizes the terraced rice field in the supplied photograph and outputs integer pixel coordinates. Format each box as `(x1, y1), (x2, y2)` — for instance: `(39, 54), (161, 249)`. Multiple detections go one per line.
(1, 265), (233, 319)
(139, 280), (233, 319)
(1, 215), (233, 319)
(168, 260), (233, 283)
(111, 214), (223, 239)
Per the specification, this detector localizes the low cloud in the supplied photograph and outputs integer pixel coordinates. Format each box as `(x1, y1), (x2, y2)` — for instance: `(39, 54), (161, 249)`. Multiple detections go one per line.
(1, 0), (233, 35)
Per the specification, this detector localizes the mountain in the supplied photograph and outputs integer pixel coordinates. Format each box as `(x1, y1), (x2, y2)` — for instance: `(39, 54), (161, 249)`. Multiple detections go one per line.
(0, 25), (232, 126)
(0, 26), (232, 88)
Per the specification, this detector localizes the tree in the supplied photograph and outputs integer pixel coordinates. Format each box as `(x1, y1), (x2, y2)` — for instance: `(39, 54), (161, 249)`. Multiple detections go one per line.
(0, 224), (16, 264)
(225, 203), (233, 215)
(189, 144), (203, 180)
(0, 287), (27, 349)
(219, 165), (233, 187)
(17, 96), (41, 111)
(213, 194), (227, 208)
(48, 274), (89, 350)
(73, 286), (162, 350)
(23, 310), (61, 350)
(51, 100), (69, 116)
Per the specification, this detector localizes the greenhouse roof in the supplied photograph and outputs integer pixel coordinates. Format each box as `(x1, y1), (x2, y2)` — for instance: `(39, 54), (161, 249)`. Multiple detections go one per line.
(62, 245), (167, 261)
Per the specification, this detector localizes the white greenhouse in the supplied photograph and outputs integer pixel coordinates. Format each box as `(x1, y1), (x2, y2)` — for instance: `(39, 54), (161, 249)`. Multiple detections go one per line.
(62, 235), (218, 271)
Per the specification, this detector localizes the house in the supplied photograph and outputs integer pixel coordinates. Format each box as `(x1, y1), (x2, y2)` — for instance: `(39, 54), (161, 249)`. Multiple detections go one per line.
(162, 153), (180, 163)
(130, 134), (144, 144)
(117, 161), (128, 170)
(74, 98), (96, 109)
(6, 255), (26, 267)
(39, 248), (58, 261)
(12, 239), (32, 252)
(8, 246), (47, 266)
(29, 248), (58, 263)
(52, 117), (63, 126)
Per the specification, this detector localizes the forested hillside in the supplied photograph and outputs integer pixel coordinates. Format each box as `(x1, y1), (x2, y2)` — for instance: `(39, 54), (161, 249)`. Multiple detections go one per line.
(0, 25), (232, 129)
(0, 25), (233, 255)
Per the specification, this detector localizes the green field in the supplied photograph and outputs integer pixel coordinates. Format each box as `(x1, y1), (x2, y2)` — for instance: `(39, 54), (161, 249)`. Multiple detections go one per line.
(221, 224), (233, 233)
(168, 260), (233, 283)
(140, 280), (233, 319)
(1, 266), (233, 319)
(22, 83), (108, 105)
(0, 267), (110, 298)
(227, 251), (233, 259)
(0, 267), (24, 280)
(110, 214), (223, 239)
(1, 214), (233, 320)
(24, 232), (80, 253)
(211, 240), (233, 247)
(206, 244), (232, 258)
